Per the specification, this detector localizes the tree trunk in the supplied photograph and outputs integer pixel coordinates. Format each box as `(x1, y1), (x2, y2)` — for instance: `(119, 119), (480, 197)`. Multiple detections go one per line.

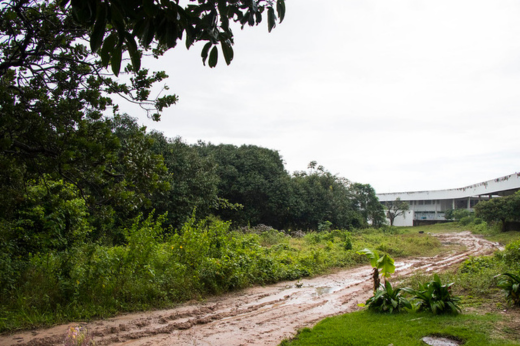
(373, 267), (380, 292)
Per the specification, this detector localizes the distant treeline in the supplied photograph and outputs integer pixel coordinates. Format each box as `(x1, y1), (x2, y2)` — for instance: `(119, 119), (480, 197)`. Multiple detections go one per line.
(0, 115), (384, 252)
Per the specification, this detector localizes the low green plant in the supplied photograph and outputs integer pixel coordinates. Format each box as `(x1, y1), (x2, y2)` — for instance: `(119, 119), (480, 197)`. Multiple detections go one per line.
(361, 281), (411, 313)
(411, 274), (461, 314)
(496, 272), (520, 306)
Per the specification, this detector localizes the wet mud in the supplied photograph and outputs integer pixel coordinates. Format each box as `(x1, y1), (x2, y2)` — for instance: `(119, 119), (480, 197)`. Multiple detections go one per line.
(1, 231), (500, 346)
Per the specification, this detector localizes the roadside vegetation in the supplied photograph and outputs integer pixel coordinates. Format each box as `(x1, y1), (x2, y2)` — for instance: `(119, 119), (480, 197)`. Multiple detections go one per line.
(0, 222), (441, 332)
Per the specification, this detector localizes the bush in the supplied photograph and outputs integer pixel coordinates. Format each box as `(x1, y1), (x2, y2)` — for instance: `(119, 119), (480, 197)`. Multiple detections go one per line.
(496, 272), (520, 306)
(500, 240), (520, 266)
(411, 274), (461, 314)
(459, 216), (473, 226)
(363, 281), (411, 313)
(460, 256), (496, 274)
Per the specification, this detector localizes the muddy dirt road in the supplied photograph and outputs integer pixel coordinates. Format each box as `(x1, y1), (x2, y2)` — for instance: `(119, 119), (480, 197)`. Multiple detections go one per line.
(1, 231), (501, 346)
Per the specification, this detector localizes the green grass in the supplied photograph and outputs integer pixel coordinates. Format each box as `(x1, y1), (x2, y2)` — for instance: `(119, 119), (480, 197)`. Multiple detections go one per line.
(281, 310), (519, 346)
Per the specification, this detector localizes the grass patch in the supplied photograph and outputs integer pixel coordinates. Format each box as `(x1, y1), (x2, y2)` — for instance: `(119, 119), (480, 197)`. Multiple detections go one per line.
(281, 310), (519, 346)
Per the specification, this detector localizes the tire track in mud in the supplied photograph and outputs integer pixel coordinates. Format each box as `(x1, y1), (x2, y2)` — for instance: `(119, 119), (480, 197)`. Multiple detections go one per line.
(1, 231), (501, 346)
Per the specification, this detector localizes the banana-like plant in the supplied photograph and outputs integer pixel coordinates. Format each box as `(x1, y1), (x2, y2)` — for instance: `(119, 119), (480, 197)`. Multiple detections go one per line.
(356, 248), (395, 292)
(497, 272), (520, 306)
(412, 274), (461, 314)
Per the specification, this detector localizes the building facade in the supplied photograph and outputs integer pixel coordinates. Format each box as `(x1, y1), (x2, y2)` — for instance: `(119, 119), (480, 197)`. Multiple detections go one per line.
(377, 173), (520, 225)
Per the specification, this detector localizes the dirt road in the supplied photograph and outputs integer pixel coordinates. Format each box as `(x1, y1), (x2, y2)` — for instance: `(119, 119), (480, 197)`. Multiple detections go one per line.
(1, 231), (500, 346)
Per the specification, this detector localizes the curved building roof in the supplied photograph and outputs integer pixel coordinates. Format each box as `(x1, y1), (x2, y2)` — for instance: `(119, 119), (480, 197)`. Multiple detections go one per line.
(377, 173), (520, 202)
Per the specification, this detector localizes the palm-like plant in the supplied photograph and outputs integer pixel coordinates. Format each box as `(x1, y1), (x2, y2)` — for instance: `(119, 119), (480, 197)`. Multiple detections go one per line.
(496, 272), (520, 305)
(412, 274), (461, 314)
(356, 248), (395, 292)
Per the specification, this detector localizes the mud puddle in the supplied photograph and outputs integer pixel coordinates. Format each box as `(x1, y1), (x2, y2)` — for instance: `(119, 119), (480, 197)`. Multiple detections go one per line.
(0, 231), (500, 346)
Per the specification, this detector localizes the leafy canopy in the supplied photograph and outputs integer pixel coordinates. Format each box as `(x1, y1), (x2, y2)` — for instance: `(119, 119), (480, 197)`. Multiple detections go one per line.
(60, 0), (286, 73)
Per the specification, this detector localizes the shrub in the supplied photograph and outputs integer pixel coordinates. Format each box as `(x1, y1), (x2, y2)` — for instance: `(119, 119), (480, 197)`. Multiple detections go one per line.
(411, 274), (461, 314)
(500, 240), (520, 266)
(459, 216), (473, 226)
(363, 281), (412, 313)
(460, 256), (496, 274)
(496, 272), (520, 306)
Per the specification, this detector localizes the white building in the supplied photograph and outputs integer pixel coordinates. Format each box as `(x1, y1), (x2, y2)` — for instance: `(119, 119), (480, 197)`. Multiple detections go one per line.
(377, 173), (520, 225)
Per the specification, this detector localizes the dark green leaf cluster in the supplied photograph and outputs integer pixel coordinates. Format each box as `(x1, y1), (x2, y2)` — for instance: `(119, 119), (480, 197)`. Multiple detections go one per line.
(475, 192), (520, 231)
(496, 272), (520, 306)
(0, 1), (177, 233)
(195, 144), (365, 231)
(60, 0), (286, 72)
(351, 183), (386, 227)
(412, 274), (461, 314)
(364, 281), (412, 313)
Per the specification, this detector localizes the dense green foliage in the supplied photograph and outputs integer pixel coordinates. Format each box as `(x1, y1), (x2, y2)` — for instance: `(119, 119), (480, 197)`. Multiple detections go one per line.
(411, 274), (461, 314)
(363, 281), (412, 313)
(0, 224), (441, 332)
(351, 183), (386, 227)
(496, 272), (520, 306)
(475, 192), (520, 231)
(62, 0), (286, 74)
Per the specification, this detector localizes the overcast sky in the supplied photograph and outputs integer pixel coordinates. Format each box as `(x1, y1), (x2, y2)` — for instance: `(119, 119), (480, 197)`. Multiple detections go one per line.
(122, 0), (520, 194)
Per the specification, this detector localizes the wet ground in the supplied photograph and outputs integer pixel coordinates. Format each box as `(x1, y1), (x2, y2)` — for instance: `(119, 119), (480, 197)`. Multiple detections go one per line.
(1, 231), (500, 346)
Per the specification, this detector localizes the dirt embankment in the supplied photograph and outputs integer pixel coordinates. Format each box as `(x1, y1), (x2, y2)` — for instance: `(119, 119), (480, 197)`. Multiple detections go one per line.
(1, 231), (500, 346)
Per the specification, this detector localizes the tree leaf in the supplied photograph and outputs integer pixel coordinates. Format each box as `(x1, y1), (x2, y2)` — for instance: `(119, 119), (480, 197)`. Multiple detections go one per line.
(91, 5), (107, 52)
(111, 44), (122, 76)
(267, 7), (276, 32)
(142, 19), (155, 47)
(100, 33), (117, 67)
(125, 34), (140, 72)
(208, 46), (218, 68)
(277, 0), (286, 23)
(201, 42), (212, 65)
(220, 40), (233, 65)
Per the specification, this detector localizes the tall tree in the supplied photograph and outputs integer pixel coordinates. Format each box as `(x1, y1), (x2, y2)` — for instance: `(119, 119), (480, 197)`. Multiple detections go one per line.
(289, 163), (363, 231)
(147, 133), (219, 229)
(351, 183), (386, 227)
(197, 143), (290, 228)
(385, 198), (409, 226)
(475, 192), (520, 231)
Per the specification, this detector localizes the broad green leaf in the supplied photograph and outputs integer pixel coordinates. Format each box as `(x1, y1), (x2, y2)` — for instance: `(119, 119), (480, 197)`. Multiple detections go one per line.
(111, 44), (122, 76)
(208, 46), (218, 68)
(201, 42), (212, 65)
(356, 248), (379, 268)
(221, 40), (233, 65)
(125, 34), (140, 72)
(267, 7), (276, 32)
(91, 5), (107, 52)
(277, 0), (286, 23)
(100, 33), (117, 67)
(378, 254), (395, 278)
(142, 19), (155, 47)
